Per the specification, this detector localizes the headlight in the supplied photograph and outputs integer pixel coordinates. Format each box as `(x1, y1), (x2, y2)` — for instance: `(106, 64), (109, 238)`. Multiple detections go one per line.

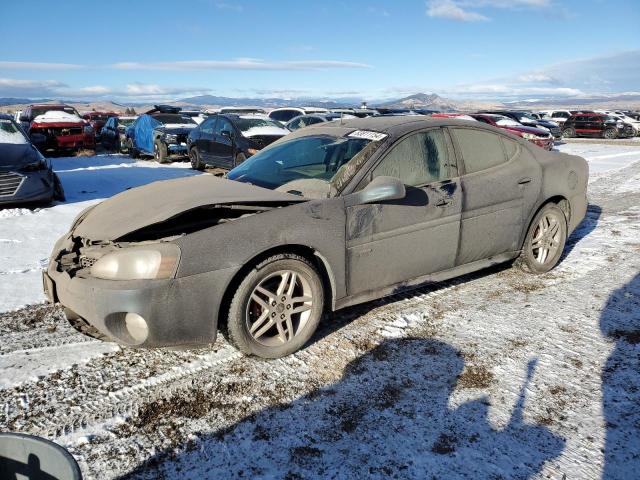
(90, 244), (180, 280)
(164, 134), (178, 143)
(83, 125), (94, 134)
(521, 133), (538, 140)
(247, 148), (259, 155)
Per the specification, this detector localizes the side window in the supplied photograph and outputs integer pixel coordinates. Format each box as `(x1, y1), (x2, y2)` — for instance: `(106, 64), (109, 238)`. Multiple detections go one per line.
(451, 128), (506, 174)
(200, 118), (216, 135)
(288, 118), (302, 129)
(214, 118), (232, 135)
(501, 137), (520, 159)
(475, 116), (491, 125)
(370, 129), (449, 187)
(271, 110), (296, 122)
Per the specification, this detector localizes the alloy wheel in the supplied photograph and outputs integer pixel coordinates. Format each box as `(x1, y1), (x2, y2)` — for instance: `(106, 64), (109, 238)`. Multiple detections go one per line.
(530, 212), (562, 265)
(245, 270), (313, 346)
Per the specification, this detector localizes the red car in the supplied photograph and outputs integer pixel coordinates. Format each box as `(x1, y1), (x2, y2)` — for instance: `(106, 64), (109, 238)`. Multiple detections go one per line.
(82, 111), (119, 138)
(19, 104), (95, 153)
(470, 113), (554, 150)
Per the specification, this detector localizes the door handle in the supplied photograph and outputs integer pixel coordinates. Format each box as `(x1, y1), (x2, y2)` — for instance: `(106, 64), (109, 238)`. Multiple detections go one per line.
(518, 177), (532, 185)
(435, 199), (451, 207)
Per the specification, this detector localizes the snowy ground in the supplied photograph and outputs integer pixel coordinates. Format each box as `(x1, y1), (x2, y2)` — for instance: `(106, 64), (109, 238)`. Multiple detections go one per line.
(0, 143), (639, 479)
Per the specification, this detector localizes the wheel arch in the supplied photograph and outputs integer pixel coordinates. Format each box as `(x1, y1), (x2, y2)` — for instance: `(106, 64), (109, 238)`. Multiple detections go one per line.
(520, 195), (570, 249)
(217, 244), (337, 332)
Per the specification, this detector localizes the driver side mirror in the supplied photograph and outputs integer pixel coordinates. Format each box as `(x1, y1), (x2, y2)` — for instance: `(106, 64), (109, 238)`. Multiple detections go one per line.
(345, 176), (406, 207)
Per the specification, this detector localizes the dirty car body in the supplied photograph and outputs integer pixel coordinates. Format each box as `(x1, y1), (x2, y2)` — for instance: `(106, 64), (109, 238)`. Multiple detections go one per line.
(44, 117), (588, 354)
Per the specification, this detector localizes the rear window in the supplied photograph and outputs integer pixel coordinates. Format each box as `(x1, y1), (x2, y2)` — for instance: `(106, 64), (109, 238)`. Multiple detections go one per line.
(152, 114), (196, 125)
(270, 110), (300, 122)
(451, 128), (506, 174)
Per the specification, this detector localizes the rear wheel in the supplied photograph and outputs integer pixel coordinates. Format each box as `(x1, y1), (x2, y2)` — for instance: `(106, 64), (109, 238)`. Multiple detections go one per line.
(226, 254), (324, 358)
(234, 152), (247, 167)
(562, 127), (575, 138)
(603, 128), (618, 140)
(518, 203), (567, 274)
(190, 148), (204, 170)
(154, 140), (168, 163)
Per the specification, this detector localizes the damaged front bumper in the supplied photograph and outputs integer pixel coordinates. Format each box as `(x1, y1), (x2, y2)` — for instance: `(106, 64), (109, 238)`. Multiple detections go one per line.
(43, 240), (240, 348)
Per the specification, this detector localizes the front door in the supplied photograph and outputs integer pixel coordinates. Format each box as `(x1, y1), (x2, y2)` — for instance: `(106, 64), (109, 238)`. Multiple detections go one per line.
(449, 127), (540, 265)
(196, 117), (216, 163)
(346, 128), (462, 296)
(212, 117), (235, 169)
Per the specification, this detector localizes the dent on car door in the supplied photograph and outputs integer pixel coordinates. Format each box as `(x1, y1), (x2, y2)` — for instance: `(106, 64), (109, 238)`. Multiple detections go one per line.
(345, 128), (462, 296)
(450, 127), (540, 265)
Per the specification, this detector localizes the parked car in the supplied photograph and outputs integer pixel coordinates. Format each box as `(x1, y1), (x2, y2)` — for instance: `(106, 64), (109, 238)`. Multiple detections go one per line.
(330, 108), (378, 118)
(561, 113), (633, 139)
(100, 115), (138, 152)
(431, 113), (477, 121)
(126, 106), (197, 163)
(622, 111), (640, 121)
(285, 113), (355, 131)
(179, 109), (207, 125)
(44, 116), (588, 358)
(538, 110), (573, 125)
(82, 112), (118, 138)
(595, 111), (640, 135)
(480, 110), (561, 139)
(220, 107), (267, 115)
(187, 114), (289, 170)
(268, 107), (329, 125)
(0, 114), (65, 206)
(470, 114), (554, 150)
(18, 104), (95, 153)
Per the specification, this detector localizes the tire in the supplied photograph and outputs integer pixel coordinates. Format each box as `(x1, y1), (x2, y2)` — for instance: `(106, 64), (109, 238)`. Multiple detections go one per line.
(517, 203), (567, 274)
(190, 148), (204, 171)
(234, 152), (247, 168)
(226, 254), (324, 358)
(603, 128), (618, 140)
(154, 140), (169, 163)
(52, 173), (65, 201)
(129, 140), (139, 159)
(562, 127), (575, 138)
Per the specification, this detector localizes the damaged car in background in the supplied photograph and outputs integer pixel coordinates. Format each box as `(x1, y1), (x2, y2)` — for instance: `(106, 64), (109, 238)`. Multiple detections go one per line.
(0, 114), (65, 206)
(18, 104), (95, 154)
(43, 117), (588, 358)
(126, 105), (197, 163)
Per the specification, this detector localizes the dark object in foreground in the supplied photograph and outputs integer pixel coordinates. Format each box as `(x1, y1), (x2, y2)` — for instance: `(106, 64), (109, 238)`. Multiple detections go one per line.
(0, 432), (82, 480)
(0, 114), (65, 207)
(44, 116), (588, 358)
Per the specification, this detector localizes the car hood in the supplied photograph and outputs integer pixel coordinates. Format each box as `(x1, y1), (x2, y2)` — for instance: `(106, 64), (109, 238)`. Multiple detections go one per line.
(241, 126), (289, 138)
(72, 175), (307, 241)
(504, 125), (550, 136)
(0, 143), (41, 170)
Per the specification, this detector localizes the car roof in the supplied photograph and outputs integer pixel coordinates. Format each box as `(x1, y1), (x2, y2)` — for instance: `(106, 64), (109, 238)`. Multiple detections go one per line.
(0, 113), (13, 120)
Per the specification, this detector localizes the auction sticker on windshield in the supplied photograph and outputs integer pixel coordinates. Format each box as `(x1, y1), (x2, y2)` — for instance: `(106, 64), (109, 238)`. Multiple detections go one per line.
(347, 130), (388, 142)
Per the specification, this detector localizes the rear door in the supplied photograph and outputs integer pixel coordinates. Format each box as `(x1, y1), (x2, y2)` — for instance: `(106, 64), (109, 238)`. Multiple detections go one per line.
(449, 127), (540, 265)
(346, 128), (462, 295)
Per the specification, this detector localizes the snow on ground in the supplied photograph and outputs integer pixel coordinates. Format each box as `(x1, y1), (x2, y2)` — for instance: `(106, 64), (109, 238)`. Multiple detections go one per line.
(0, 143), (639, 479)
(0, 153), (200, 312)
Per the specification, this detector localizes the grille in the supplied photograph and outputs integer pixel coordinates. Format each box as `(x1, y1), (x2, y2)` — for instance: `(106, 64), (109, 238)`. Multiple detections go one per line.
(250, 135), (284, 149)
(550, 127), (561, 137)
(0, 172), (24, 197)
(49, 127), (83, 136)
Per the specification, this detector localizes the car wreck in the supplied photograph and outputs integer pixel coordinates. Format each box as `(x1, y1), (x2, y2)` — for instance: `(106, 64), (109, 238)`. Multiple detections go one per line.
(43, 117), (589, 358)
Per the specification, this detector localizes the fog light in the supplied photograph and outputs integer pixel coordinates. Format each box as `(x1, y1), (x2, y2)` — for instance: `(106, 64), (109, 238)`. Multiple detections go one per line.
(125, 313), (148, 344)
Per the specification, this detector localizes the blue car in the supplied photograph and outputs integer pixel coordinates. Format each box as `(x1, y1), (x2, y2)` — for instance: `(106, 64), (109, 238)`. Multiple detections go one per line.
(0, 114), (64, 207)
(124, 105), (198, 163)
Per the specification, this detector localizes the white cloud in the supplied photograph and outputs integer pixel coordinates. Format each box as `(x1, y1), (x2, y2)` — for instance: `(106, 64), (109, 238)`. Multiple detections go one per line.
(0, 78), (68, 97)
(517, 73), (558, 84)
(0, 62), (83, 70)
(426, 0), (551, 21)
(426, 0), (488, 21)
(111, 59), (371, 71)
(214, 1), (243, 12)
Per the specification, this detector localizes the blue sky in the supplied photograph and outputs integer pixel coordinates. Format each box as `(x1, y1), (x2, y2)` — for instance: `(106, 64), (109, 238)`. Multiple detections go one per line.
(0, 0), (638, 102)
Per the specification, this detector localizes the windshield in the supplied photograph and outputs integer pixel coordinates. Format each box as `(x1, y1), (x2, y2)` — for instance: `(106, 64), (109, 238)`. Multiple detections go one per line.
(516, 113), (537, 122)
(235, 117), (284, 133)
(32, 106), (79, 118)
(152, 114), (196, 125)
(227, 134), (382, 198)
(119, 118), (136, 126)
(0, 119), (28, 144)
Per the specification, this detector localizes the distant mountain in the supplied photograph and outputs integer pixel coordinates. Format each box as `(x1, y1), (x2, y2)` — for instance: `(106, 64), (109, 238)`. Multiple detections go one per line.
(0, 97), (52, 107)
(178, 95), (358, 109)
(505, 92), (640, 109)
(376, 93), (503, 112)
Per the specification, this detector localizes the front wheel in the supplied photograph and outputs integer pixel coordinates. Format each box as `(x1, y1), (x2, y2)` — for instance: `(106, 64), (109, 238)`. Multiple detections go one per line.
(517, 203), (567, 274)
(603, 128), (618, 140)
(154, 140), (168, 163)
(190, 148), (204, 170)
(562, 127), (575, 138)
(226, 254), (324, 358)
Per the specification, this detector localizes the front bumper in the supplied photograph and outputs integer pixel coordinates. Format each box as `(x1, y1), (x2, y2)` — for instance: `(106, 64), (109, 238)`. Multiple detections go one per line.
(167, 143), (188, 156)
(44, 259), (240, 348)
